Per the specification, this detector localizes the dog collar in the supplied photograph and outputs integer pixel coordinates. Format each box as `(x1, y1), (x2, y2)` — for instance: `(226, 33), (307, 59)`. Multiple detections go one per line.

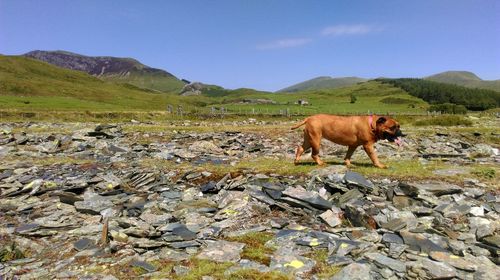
(369, 115), (378, 139)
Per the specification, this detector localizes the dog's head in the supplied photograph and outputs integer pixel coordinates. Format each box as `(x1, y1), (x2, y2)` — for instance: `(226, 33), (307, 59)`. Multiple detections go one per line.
(376, 117), (405, 144)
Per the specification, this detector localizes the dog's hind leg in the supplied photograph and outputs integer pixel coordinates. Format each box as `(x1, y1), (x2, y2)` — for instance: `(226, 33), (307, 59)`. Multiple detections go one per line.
(309, 133), (324, 165)
(294, 133), (311, 165)
(344, 145), (358, 167)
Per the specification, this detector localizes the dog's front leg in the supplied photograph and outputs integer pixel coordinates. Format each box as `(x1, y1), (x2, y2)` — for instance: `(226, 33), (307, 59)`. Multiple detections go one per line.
(363, 144), (386, 168)
(344, 146), (358, 167)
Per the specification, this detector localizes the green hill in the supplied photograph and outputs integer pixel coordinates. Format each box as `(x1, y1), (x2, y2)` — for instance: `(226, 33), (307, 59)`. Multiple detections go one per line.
(425, 71), (500, 92)
(0, 55), (429, 115)
(23, 50), (186, 93)
(378, 78), (500, 110)
(209, 81), (428, 115)
(0, 55), (205, 111)
(277, 76), (367, 93)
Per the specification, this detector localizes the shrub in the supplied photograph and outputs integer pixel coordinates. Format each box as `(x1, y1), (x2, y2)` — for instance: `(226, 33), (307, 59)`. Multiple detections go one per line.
(414, 115), (473, 126)
(429, 103), (467, 114)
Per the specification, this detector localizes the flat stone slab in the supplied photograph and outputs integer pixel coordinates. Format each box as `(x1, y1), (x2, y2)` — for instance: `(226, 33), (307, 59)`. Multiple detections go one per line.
(196, 240), (245, 263)
(282, 186), (332, 210)
(364, 252), (406, 273)
(319, 209), (342, 228)
(73, 238), (95, 251)
(429, 251), (477, 272)
(130, 260), (156, 273)
(331, 262), (373, 280)
(400, 230), (447, 254)
(410, 258), (456, 280)
(343, 171), (374, 190)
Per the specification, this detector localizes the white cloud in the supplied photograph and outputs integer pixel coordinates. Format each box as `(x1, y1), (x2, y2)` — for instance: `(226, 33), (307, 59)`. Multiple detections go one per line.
(321, 24), (379, 36)
(256, 38), (312, 50)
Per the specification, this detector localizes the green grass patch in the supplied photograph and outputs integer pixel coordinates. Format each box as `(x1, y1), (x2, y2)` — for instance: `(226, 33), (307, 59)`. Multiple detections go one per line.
(225, 232), (276, 265)
(305, 249), (343, 279)
(472, 167), (496, 180)
(180, 258), (234, 280)
(414, 115), (473, 126)
(0, 242), (26, 262)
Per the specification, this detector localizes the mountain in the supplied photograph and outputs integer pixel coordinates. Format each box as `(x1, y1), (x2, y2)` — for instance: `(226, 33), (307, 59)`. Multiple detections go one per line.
(277, 76), (367, 93)
(0, 55), (201, 111)
(23, 50), (186, 93)
(425, 71), (500, 92)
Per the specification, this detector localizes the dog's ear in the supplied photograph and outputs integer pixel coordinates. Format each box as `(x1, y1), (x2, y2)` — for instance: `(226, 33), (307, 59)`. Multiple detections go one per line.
(376, 117), (387, 125)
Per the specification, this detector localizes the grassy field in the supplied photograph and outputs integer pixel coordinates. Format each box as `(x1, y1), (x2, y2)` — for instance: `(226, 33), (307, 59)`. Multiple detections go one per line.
(1, 55), (430, 116)
(207, 81), (428, 115)
(0, 55), (206, 111)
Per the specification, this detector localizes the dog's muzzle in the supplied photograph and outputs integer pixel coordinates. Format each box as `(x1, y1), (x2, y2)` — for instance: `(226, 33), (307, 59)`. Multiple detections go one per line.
(384, 129), (405, 147)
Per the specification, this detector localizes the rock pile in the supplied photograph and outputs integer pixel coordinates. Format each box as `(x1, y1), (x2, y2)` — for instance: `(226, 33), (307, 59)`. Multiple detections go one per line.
(0, 122), (499, 279)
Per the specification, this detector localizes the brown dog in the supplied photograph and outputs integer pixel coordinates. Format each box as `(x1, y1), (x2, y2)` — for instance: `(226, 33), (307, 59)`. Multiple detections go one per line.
(291, 114), (404, 168)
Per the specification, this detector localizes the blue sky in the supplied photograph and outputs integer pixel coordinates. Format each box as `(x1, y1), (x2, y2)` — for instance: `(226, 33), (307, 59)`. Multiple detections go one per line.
(1, 0), (499, 91)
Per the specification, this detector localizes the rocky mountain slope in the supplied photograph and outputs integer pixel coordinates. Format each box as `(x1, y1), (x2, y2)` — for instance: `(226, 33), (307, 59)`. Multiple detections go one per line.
(23, 50), (186, 93)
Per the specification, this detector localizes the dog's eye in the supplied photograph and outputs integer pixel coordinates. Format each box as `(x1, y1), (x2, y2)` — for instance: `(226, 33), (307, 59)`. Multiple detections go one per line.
(390, 126), (396, 130)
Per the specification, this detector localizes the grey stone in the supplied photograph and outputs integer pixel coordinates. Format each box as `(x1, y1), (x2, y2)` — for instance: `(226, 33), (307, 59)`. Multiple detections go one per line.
(282, 185), (332, 210)
(269, 252), (316, 276)
(400, 230), (447, 254)
(326, 255), (353, 266)
(429, 251), (477, 272)
(158, 247), (189, 261)
(382, 218), (407, 231)
(172, 224), (197, 241)
(382, 233), (404, 245)
(73, 238), (95, 251)
(338, 189), (363, 207)
(197, 240), (245, 263)
(168, 240), (201, 249)
(130, 260), (156, 273)
(364, 252), (406, 273)
(411, 258), (457, 280)
(343, 171), (374, 190)
(320, 209), (342, 228)
(74, 192), (114, 215)
(482, 235), (500, 248)
(331, 262), (373, 280)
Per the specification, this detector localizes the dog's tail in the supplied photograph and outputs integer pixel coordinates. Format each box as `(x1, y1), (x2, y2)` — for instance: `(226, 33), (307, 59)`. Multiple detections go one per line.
(291, 118), (308, 130)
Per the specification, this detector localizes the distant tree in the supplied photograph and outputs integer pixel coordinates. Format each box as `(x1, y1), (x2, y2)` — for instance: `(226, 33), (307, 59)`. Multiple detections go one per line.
(350, 93), (357, 104)
(376, 78), (500, 111)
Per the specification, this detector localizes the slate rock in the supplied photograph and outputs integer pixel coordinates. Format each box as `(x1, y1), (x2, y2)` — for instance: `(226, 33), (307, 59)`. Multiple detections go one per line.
(197, 240), (245, 263)
(269, 253), (316, 276)
(400, 230), (447, 254)
(429, 251), (477, 272)
(481, 235), (500, 248)
(158, 247), (190, 261)
(364, 252), (406, 273)
(73, 238), (95, 251)
(331, 262), (373, 280)
(343, 171), (374, 190)
(172, 224), (197, 241)
(411, 258), (457, 280)
(169, 240), (201, 249)
(282, 186), (332, 210)
(74, 193), (114, 215)
(130, 260), (156, 273)
(338, 189), (363, 207)
(320, 209), (342, 228)
(381, 233), (404, 245)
